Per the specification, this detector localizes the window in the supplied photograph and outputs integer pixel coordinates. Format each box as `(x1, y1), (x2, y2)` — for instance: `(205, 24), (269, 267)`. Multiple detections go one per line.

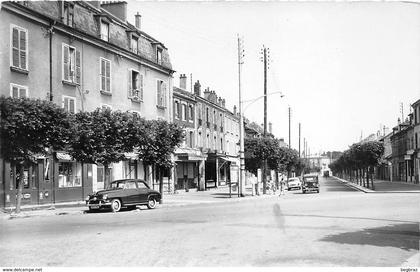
(62, 44), (81, 84)
(63, 2), (74, 27)
(182, 104), (187, 121)
(220, 138), (223, 151)
(62, 95), (76, 113)
(10, 25), (28, 71)
(100, 21), (109, 42)
(214, 135), (217, 150)
(156, 47), (162, 65)
(174, 101), (180, 119)
(156, 80), (167, 108)
(189, 105), (194, 121)
(58, 162), (81, 188)
(100, 58), (111, 93)
(416, 133), (418, 149)
(10, 83), (28, 98)
(128, 69), (143, 101)
(198, 131), (202, 147)
(213, 110), (216, 124)
(131, 36), (138, 54)
(206, 107), (209, 121)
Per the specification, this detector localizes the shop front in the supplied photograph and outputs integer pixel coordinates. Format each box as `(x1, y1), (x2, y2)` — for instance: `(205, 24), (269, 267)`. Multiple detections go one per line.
(1, 152), (93, 209)
(174, 148), (207, 191)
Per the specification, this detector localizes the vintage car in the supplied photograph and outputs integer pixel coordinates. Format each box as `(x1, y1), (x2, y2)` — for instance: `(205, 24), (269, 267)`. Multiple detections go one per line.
(287, 177), (301, 191)
(302, 174), (320, 194)
(86, 179), (161, 212)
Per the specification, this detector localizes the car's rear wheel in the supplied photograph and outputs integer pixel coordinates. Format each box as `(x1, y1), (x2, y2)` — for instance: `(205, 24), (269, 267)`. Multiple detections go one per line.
(110, 199), (121, 212)
(147, 197), (157, 209)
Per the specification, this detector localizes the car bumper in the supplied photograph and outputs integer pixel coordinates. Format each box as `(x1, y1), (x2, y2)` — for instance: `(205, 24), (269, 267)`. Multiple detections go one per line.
(302, 187), (319, 191)
(86, 200), (111, 209)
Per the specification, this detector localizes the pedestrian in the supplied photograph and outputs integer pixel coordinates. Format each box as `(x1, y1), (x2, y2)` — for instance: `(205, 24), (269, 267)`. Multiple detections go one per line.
(279, 176), (286, 196)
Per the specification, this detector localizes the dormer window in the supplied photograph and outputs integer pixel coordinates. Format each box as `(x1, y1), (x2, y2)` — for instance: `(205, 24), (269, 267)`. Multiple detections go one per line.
(131, 36), (138, 54)
(156, 47), (162, 65)
(101, 21), (109, 42)
(63, 2), (74, 27)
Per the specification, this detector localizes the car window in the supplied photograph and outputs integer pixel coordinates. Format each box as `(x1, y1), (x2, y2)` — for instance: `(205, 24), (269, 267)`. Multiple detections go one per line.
(110, 181), (125, 189)
(125, 181), (137, 189)
(137, 182), (148, 189)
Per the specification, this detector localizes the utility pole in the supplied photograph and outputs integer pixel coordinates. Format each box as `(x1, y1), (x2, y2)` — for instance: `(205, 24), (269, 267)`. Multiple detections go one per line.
(298, 123), (301, 158)
(288, 107), (291, 148)
(260, 45), (269, 194)
(237, 34), (245, 197)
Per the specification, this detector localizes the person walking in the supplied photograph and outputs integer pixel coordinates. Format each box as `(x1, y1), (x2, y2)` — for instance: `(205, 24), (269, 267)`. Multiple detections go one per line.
(279, 176), (286, 196)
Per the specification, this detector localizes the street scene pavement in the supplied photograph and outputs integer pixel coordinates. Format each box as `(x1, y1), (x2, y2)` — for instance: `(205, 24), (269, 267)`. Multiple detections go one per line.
(1, 176), (418, 267)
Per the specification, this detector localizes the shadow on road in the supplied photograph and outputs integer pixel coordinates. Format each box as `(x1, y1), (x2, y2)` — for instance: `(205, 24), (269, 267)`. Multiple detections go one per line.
(273, 203), (286, 233)
(320, 223), (420, 250)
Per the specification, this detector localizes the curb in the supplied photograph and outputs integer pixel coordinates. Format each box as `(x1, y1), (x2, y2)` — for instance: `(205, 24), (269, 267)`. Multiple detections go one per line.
(332, 176), (420, 194)
(1, 193), (278, 220)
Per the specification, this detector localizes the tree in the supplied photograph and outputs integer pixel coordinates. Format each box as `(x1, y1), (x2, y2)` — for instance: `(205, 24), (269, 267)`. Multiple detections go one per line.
(68, 108), (133, 188)
(0, 97), (72, 212)
(137, 119), (183, 201)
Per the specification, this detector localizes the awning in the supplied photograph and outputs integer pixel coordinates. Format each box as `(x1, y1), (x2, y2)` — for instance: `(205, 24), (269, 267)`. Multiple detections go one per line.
(56, 152), (72, 161)
(220, 156), (239, 165)
(174, 148), (207, 161)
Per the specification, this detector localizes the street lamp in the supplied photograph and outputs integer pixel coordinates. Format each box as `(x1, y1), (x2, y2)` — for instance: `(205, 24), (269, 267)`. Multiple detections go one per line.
(238, 91), (285, 197)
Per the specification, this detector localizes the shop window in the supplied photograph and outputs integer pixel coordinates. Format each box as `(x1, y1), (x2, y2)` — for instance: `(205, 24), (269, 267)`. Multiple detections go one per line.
(58, 162), (82, 187)
(97, 164), (112, 189)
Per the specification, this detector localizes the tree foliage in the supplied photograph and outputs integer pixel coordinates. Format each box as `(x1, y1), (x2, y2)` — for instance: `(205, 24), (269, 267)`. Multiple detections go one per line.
(0, 96), (72, 163)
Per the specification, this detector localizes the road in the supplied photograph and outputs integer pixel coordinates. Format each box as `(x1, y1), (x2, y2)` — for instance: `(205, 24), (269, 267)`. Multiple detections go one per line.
(0, 177), (419, 267)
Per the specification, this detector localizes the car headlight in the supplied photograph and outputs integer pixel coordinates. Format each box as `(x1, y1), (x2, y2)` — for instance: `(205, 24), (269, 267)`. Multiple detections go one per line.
(85, 195), (90, 201)
(102, 194), (108, 200)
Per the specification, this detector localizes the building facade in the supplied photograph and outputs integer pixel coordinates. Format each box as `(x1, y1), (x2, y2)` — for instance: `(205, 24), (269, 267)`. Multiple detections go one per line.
(172, 75), (207, 191)
(0, 1), (174, 208)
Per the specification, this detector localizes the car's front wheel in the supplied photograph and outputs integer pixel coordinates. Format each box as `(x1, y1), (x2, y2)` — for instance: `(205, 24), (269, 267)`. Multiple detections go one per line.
(147, 197), (157, 209)
(110, 199), (121, 212)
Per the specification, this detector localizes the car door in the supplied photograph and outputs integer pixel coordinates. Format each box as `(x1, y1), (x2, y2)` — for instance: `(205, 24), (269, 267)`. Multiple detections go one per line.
(136, 181), (149, 203)
(123, 180), (139, 204)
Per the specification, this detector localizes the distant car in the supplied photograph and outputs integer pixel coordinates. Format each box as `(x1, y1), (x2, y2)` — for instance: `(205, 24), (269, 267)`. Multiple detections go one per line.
(287, 177), (301, 191)
(302, 175), (320, 194)
(86, 179), (161, 212)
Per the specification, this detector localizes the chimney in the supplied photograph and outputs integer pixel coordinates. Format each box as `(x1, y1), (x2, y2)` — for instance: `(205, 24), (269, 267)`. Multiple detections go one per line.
(233, 105), (237, 115)
(222, 99), (226, 108)
(135, 12), (141, 30)
(204, 87), (211, 100)
(193, 80), (201, 96)
(269, 122), (272, 134)
(218, 97), (222, 106)
(179, 74), (187, 90)
(101, 1), (127, 22)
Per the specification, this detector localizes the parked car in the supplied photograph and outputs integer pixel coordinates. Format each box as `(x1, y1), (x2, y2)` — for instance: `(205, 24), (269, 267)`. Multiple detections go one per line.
(287, 177), (301, 191)
(302, 174), (320, 194)
(86, 179), (161, 212)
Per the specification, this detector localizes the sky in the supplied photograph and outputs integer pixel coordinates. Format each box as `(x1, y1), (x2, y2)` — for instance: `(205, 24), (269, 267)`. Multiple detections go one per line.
(126, 1), (420, 154)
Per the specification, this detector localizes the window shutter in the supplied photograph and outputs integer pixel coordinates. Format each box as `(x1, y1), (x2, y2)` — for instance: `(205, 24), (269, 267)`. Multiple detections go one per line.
(63, 97), (69, 112)
(128, 69), (132, 97)
(19, 88), (27, 98)
(162, 82), (167, 107)
(19, 30), (27, 70)
(75, 50), (81, 84)
(100, 59), (105, 91)
(157, 81), (161, 106)
(105, 60), (110, 92)
(139, 74), (144, 100)
(63, 45), (69, 81)
(12, 86), (19, 98)
(69, 98), (75, 113)
(12, 28), (19, 67)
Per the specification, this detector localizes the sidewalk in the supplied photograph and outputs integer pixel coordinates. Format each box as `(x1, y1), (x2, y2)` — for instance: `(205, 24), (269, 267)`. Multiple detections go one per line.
(333, 176), (420, 193)
(0, 185), (278, 220)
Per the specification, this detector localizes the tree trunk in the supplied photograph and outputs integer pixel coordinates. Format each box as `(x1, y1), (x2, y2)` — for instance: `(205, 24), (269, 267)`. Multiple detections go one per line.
(143, 163), (148, 184)
(159, 167), (163, 204)
(366, 167), (369, 188)
(15, 163), (24, 213)
(104, 164), (109, 189)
